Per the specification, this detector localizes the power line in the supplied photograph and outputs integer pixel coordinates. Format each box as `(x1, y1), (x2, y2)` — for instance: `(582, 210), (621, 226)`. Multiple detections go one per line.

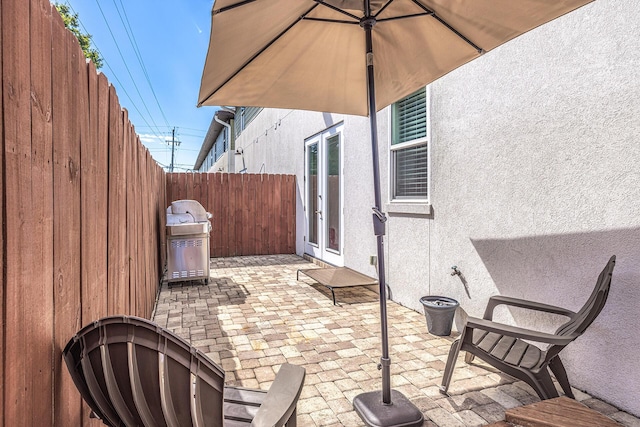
(61, 0), (165, 141)
(138, 128), (207, 139)
(93, 0), (165, 138)
(136, 126), (175, 129)
(177, 127), (208, 133)
(112, 0), (171, 128)
(61, 0), (205, 168)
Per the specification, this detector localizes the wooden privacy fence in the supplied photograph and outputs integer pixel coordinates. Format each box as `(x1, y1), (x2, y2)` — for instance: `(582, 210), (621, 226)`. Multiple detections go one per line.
(166, 173), (296, 257)
(1, 0), (166, 426)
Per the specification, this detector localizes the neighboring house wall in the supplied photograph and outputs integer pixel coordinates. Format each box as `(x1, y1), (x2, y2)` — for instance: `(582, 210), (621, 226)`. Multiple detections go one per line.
(198, 129), (230, 172)
(229, 0), (639, 416)
(210, 152), (230, 173)
(194, 112), (234, 172)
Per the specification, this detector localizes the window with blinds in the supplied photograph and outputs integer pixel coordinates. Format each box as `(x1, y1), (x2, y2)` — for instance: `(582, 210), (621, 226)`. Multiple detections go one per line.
(234, 106), (264, 138)
(391, 87), (429, 200)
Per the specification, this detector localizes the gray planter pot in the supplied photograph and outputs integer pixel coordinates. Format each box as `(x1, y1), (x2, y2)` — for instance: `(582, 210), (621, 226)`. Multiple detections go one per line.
(420, 296), (459, 336)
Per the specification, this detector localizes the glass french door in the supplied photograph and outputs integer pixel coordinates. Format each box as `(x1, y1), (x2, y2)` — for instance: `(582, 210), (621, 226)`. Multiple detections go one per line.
(305, 124), (343, 266)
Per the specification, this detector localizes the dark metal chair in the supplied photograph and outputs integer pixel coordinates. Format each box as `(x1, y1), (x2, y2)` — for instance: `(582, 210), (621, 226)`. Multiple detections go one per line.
(63, 315), (305, 426)
(440, 255), (615, 400)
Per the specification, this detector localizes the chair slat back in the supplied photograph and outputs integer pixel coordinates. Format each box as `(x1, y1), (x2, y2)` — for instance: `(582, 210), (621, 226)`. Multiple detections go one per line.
(63, 316), (225, 427)
(556, 256), (615, 338)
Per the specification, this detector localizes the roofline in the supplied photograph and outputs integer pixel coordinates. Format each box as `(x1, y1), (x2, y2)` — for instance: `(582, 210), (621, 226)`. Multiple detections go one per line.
(193, 109), (234, 170)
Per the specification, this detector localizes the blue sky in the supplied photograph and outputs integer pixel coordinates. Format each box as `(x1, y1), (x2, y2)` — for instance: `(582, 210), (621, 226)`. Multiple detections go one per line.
(58, 0), (217, 170)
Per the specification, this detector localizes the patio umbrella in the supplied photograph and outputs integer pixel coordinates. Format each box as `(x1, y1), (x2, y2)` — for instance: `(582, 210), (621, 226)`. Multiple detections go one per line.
(197, 1), (593, 425)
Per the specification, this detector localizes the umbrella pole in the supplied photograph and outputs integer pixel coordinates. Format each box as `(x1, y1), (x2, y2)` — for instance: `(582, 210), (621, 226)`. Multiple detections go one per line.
(362, 26), (391, 408)
(352, 10), (424, 427)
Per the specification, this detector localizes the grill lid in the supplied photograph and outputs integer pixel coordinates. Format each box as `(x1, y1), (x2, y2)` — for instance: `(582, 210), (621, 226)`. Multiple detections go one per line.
(166, 200), (211, 224)
(169, 200), (210, 222)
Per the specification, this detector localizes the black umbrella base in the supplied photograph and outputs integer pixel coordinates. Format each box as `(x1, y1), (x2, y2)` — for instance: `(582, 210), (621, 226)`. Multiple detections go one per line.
(353, 390), (424, 427)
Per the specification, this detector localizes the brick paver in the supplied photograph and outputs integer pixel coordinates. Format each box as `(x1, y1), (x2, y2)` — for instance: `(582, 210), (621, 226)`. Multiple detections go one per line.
(153, 255), (638, 427)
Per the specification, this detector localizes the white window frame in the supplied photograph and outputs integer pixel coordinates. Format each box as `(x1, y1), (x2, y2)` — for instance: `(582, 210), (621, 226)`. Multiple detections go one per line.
(388, 86), (431, 207)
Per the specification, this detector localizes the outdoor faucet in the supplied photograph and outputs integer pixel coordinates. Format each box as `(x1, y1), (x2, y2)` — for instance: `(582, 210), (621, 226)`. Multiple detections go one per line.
(450, 265), (461, 276)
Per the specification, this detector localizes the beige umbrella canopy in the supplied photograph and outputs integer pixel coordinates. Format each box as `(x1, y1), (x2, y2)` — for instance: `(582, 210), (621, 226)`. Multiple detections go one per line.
(198, 1), (593, 425)
(198, 0), (592, 115)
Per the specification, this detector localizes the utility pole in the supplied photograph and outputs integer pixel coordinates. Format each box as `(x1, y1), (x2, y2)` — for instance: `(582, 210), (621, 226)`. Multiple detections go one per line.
(170, 127), (176, 173)
(168, 128), (181, 172)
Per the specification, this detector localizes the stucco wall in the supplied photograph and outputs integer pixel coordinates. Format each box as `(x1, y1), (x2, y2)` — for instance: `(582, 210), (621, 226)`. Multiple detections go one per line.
(425, 0), (639, 415)
(231, 0), (639, 415)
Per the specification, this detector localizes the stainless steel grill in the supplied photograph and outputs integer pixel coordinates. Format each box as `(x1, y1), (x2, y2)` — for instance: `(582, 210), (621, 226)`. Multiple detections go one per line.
(166, 200), (212, 285)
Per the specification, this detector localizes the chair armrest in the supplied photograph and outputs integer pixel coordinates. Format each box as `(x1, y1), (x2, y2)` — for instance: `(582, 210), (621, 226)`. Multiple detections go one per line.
(483, 295), (576, 320)
(465, 316), (577, 346)
(251, 364), (306, 427)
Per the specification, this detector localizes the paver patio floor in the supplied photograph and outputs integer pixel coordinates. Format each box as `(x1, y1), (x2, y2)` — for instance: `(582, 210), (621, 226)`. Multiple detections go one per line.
(152, 255), (639, 427)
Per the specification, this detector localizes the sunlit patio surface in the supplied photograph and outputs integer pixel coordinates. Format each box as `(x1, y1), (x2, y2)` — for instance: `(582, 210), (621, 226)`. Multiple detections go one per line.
(152, 255), (639, 427)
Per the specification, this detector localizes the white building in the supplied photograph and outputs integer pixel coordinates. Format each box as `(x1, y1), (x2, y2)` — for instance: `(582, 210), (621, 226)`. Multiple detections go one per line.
(196, 0), (639, 416)
(194, 109), (235, 173)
